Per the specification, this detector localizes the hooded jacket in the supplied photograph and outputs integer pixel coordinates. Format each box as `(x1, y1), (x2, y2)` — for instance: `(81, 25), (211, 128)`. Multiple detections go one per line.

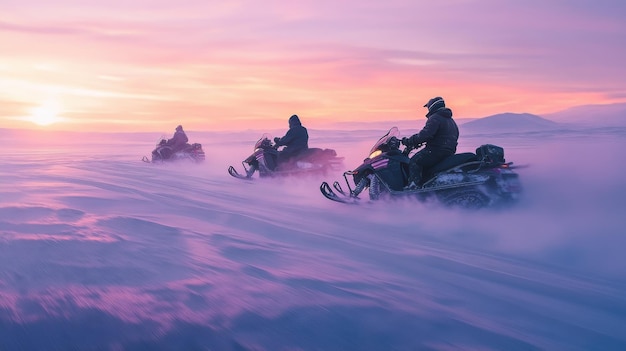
(275, 115), (308, 154)
(167, 127), (189, 151)
(409, 107), (458, 153)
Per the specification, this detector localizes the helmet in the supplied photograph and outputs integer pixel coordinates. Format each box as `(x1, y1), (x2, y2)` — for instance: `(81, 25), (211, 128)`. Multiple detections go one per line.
(288, 114), (301, 127)
(423, 97), (445, 113)
(176, 125), (183, 131)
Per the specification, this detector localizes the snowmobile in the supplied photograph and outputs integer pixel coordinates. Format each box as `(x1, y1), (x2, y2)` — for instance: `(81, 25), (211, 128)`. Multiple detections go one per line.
(320, 127), (522, 208)
(142, 137), (205, 163)
(228, 133), (344, 179)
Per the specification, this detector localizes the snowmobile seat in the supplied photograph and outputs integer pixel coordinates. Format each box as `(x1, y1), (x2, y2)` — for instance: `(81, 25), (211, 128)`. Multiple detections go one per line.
(297, 148), (337, 161)
(298, 148), (321, 158)
(429, 152), (478, 174)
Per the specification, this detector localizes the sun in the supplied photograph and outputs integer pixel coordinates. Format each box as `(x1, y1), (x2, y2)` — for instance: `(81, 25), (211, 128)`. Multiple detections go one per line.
(28, 100), (63, 126)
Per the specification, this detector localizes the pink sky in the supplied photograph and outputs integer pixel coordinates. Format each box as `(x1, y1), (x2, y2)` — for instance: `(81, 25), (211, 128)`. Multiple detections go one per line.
(1, 0), (625, 132)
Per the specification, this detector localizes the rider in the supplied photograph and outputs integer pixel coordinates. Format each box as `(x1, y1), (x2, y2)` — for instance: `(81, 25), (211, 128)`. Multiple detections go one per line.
(274, 114), (309, 164)
(164, 125), (189, 158)
(402, 97), (459, 189)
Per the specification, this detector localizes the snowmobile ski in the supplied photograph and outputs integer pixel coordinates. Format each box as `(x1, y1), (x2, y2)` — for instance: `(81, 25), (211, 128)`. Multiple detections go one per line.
(228, 166), (253, 180)
(320, 181), (360, 204)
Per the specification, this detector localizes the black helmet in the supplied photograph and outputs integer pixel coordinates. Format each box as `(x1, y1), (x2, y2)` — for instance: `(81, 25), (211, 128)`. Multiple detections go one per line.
(176, 125), (183, 131)
(423, 97), (445, 113)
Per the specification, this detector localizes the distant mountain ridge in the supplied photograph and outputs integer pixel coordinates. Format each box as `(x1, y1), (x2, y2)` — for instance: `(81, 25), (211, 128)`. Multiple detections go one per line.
(542, 102), (626, 126)
(461, 113), (560, 133)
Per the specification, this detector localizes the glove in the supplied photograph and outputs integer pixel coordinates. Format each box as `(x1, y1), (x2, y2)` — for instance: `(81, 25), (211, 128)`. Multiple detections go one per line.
(273, 137), (281, 144)
(401, 137), (413, 148)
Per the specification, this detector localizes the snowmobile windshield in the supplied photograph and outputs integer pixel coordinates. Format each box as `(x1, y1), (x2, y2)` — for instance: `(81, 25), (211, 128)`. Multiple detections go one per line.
(369, 127), (400, 155)
(254, 133), (273, 149)
(157, 135), (168, 145)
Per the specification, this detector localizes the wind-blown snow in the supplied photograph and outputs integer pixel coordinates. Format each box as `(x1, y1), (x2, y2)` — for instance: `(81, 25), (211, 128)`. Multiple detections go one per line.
(0, 126), (625, 350)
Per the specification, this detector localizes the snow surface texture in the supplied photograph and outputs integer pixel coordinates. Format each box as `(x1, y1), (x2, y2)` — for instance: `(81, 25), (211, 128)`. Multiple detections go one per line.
(1, 126), (625, 350)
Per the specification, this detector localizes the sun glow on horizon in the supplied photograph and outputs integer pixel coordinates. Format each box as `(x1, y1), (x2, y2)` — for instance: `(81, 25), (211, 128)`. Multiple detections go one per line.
(27, 100), (64, 126)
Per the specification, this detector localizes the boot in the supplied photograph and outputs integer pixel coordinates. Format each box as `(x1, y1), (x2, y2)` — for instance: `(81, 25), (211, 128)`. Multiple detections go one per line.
(245, 165), (257, 178)
(404, 181), (419, 190)
(405, 163), (422, 190)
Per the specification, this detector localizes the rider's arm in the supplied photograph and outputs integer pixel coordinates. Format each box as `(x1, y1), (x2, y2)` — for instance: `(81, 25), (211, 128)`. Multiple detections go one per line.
(411, 116), (441, 145)
(275, 129), (295, 147)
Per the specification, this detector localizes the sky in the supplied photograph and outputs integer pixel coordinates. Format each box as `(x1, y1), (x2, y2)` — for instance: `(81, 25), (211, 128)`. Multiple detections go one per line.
(1, 0), (626, 132)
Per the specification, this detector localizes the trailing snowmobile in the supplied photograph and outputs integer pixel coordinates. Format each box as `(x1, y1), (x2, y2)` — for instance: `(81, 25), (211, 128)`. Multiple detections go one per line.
(228, 133), (344, 179)
(142, 137), (205, 163)
(320, 127), (522, 208)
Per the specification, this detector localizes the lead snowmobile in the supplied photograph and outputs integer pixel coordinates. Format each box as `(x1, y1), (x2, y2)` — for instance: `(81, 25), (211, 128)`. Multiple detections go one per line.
(142, 137), (205, 163)
(320, 127), (522, 208)
(228, 133), (344, 179)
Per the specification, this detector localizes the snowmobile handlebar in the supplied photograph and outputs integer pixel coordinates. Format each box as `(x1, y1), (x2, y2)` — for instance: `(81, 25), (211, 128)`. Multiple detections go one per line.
(401, 141), (423, 156)
(257, 137), (278, 150)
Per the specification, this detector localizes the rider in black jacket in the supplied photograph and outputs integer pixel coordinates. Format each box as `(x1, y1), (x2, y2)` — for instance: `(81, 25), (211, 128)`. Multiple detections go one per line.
(167, 125), (189, 152)
(402, 97), (459, 189)
(274, 114), (309, 164)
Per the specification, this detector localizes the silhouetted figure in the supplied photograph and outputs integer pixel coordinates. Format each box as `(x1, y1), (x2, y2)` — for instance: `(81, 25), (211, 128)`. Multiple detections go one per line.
(274, 115), (309, 164)
(162, 125), (189, 159)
